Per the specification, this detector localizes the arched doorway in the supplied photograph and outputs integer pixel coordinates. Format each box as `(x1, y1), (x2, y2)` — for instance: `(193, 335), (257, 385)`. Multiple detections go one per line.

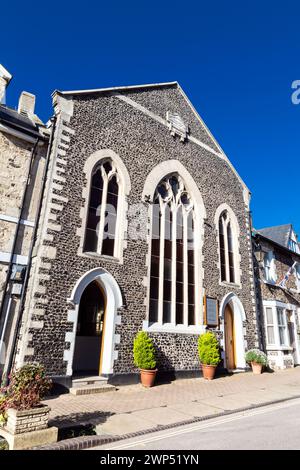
(72, 281), (106, 375)
(220, 293), (247, 370)
(224, 304), (235, 370)
(65, 268), (123, 377)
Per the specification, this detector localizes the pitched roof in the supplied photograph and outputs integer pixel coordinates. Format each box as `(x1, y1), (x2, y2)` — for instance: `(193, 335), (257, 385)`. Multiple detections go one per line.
(257, 224), (296, 249)
(0, 104), (47, 139)
(54, 81), (250, 197)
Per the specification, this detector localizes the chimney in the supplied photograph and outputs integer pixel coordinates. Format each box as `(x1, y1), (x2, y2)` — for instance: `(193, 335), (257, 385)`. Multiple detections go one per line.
(0, 64), (12, 104)
(18, 91), (36, 117)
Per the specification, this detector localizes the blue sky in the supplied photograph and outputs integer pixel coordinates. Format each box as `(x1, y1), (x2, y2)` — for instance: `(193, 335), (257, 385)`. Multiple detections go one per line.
(2, 1), (300, 235)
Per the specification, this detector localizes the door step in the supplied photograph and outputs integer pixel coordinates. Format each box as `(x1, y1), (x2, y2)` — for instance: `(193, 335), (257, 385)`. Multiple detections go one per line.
(70, 376), (116, 395)
(69, 383), (116, 396)
(72, 375), (108, 387)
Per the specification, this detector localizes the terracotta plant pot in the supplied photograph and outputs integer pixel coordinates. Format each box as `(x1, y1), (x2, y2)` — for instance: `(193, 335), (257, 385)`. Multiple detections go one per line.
(251, 362), (263, 375)
(140, 369), (157, 387)
(202, 364), (217, 380)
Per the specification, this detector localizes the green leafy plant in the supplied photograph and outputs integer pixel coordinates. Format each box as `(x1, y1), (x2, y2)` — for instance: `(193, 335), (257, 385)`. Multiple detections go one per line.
(0, 438), (9, 451)
(198, 331), (221, 366)
(1, 364), (52, 411)
(133, 332), (157, 370)
(245, 349), (267, 366)
(0, 395), (7, 427)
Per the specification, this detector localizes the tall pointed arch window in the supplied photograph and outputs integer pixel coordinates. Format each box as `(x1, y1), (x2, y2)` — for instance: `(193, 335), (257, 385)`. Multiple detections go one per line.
(149, 174), (196, 327)
(218, 211), (237, 284)
(84, 160), (119, 257)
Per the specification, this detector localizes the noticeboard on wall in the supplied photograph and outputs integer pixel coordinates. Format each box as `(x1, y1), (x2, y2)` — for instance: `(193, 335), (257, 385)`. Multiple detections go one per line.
(204, 296), (219, 327)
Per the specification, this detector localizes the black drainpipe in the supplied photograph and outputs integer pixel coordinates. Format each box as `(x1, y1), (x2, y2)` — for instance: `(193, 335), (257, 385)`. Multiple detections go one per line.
(0, 137), (39, 330)
(5, 116), (57, 380)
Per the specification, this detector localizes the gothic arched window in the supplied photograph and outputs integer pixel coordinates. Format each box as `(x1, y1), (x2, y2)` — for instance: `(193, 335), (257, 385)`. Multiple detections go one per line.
(218, 211), (237, 283)
(84, 160), (119, 257)
(149, 174), (196, 326)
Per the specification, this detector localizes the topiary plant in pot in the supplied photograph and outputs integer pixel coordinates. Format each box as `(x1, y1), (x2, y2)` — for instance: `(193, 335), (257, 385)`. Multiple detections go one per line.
(198, 331), (221, 380)
(133, 331), (157, 387)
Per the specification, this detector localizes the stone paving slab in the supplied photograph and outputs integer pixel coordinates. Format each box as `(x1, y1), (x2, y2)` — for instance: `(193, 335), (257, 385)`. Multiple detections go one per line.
(198, 394), (253, 411)
(95, 413), (154, 436)
(129, 406), (189, 426)
(168, 402), (221, 418)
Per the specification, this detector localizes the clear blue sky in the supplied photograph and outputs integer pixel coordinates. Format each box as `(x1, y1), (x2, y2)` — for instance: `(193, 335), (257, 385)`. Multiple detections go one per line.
(2, 1), (300, 235)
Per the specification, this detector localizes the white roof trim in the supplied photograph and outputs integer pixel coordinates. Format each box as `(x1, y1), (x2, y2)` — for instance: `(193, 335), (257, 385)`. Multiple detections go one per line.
(55, 81), (178, 96)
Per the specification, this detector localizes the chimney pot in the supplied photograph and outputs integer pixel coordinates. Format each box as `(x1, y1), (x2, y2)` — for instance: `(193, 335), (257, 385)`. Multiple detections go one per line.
(18, 91), (36, 117)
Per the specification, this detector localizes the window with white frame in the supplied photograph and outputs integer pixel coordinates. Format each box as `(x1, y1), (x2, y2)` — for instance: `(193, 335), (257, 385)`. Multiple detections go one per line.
(148, 174), (196, 327)
(264, 304), (293, 348)
(276, 307), (287, 346)
(218, 211), (238, 284)
(265, 307), (275, 345)
(264, 251), (276, 284)
(83, 159), (120, 257)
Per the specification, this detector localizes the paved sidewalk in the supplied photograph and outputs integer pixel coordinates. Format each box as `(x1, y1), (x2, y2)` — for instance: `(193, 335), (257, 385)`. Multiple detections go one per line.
(43, 367), (300, 440)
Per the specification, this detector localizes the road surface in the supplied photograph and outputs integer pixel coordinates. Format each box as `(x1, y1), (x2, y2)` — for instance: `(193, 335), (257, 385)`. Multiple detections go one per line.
(92, 398), (300, 450)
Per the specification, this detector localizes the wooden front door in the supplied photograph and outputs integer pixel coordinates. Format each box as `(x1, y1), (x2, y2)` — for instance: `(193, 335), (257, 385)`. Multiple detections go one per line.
(224, 304), (235, 370)
(73, 281), (105, 375)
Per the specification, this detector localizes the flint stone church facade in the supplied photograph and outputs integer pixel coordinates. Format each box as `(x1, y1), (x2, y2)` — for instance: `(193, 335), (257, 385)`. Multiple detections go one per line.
(2, 76), (260, 386)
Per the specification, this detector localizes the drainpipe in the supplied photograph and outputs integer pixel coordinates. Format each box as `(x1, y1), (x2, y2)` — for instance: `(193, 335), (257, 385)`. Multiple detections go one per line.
(5, 116), (57, 380)
(0, 137), (39, 331)
(0, 296), (12, 366)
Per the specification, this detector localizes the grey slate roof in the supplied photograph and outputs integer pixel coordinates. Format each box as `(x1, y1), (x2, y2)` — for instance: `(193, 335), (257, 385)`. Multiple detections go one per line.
(0, 104), (44, 138)
(257, 224), (294, 249)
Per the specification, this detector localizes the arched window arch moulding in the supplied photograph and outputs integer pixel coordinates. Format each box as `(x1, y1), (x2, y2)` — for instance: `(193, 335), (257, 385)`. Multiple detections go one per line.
(77, 149), (131, 263)
(214, 203), (241, 287)
(142, 160), (207, 334)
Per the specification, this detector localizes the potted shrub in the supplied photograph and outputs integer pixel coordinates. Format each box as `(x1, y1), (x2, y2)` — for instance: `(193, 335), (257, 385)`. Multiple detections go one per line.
(245, 349), (267, 374)
(133, 331), (157, 387)
(198, 331), (221, 380)
(0, 364), (57, 449)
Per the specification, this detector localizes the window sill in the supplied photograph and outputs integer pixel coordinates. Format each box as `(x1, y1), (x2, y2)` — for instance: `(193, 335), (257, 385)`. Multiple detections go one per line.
(219, 281), (241, 289)
(264, 280), (277, 286)
(266, 345), (293, 352)
(79, 251), (122, 264)
(143, 321), (205, 335)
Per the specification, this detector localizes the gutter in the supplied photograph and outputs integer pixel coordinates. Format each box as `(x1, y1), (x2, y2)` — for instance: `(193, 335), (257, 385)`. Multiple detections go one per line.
(0, 123), (38, 144)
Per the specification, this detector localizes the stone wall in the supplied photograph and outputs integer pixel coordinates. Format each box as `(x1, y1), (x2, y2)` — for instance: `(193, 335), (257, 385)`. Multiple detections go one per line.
(0, 130), (47, 376)
(17, 84), (258, 377)
(6, 406), (50, 434)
